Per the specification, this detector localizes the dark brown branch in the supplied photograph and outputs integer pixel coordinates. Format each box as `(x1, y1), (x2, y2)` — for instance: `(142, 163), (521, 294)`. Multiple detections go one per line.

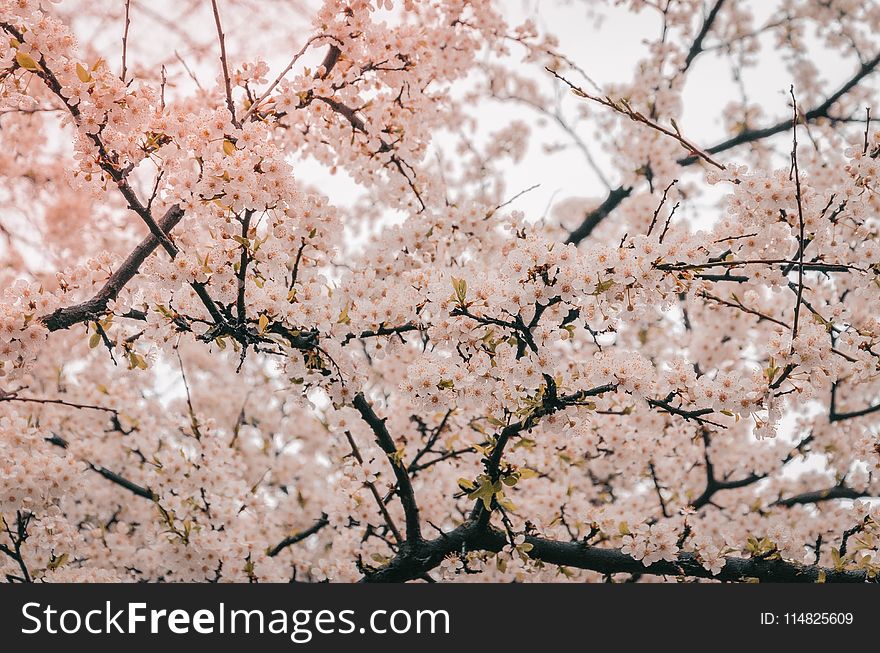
(831, 403), (880, 422)
(773, 486), (869, 507)
(649, 462), (671, 518)
(657, 259), (860, 273)
(0, 392), (117, 413)
(209, 0), (240, 128)
(678, 51), (880, 166)
(235, 210), (253, 325)
(566, 186), (632, 245)
(1, 512), (32, 583)
(88, 463), (155, 500)
(789, 86), (806, 346)
(46, 434), (155, 500)
(567, 51), (880, 244)
(647, 398), (722, 427)
(362, 520), (871, 583)
(267, 514), (330, 557)
(682, 0), (727, 72)
(353, 393), (422, 544)
(41, 204), (184, 331)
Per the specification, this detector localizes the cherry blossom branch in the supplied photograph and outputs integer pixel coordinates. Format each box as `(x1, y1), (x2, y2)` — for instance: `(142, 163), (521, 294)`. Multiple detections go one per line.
(678, 50), (880, 166)
(567, 50), (880, 245)
(408, 448), (473, 476)
(235, 210), (253, 325)
(407, 410), (454, 472)
(46, 434), (156, 501)
(307, 95), (427, 211)
(689, 431), (815, 511)
(353, 393), (423, 544)
(1, 512), (32, 583)
(266, 514), (330, 557)
(0, 22), (178, 256)
(682, 0), (727, 72)
(362, 519), (872, 583)
(547, 67), (726, 170)
(691, 469), (763, 510)
(656, 259), (862, 274)
(773, 486), (869, 508)
(647, 398), (724, 428)
(343, 430), (403, 545)
(649, 462), (671, 518)
(209, 0), (240, 129)
(789, 86), (807, 345)
(0, 390), (117, 413)
(240, 36), (338, 124)
(470, 381), (618, 524)
(342, 322), (422, 345)
(702, 289), (856, 365)
(41, 204), (184, 331)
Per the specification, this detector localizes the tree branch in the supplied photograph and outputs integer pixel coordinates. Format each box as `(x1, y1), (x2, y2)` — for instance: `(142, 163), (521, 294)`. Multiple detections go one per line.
(209, 0), (240, 129)
(566, 51), (880, 244)
(362, 520), (872, 583)
(41, 204), (183, 331)
(353, 393), (423, 544)
(682, 0), (727, 72)
(267, 514), (330, 557)
(773, 486), (869, 508)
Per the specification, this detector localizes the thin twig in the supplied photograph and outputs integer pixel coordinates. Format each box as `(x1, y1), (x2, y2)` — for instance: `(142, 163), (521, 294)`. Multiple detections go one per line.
(210, 0), (240, 128)
(239, 35), (335, 123)
(121, 0), (131, 82)
(547, 67), (726, 170)
(788, 86), (806, 348)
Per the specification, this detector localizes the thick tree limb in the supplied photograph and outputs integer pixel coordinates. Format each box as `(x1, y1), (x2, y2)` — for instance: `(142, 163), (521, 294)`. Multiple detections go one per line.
(362, 520), (871, 583)
(353, 393), (423, 544)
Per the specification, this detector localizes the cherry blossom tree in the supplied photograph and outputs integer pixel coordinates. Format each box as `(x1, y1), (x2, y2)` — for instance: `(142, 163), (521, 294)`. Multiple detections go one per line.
(1, 0), (879, 583)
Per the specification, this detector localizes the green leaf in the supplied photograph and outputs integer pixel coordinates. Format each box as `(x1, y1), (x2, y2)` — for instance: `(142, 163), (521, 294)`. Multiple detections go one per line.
(451, 277), (468, 306)
(389, 446), (406, 469)
(467, 476), (502, 510)
(75, 63), (91, 82)
(831, 547), (843, 570)
(47, 552), (68, 571)
(15, 51), (41, 71)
